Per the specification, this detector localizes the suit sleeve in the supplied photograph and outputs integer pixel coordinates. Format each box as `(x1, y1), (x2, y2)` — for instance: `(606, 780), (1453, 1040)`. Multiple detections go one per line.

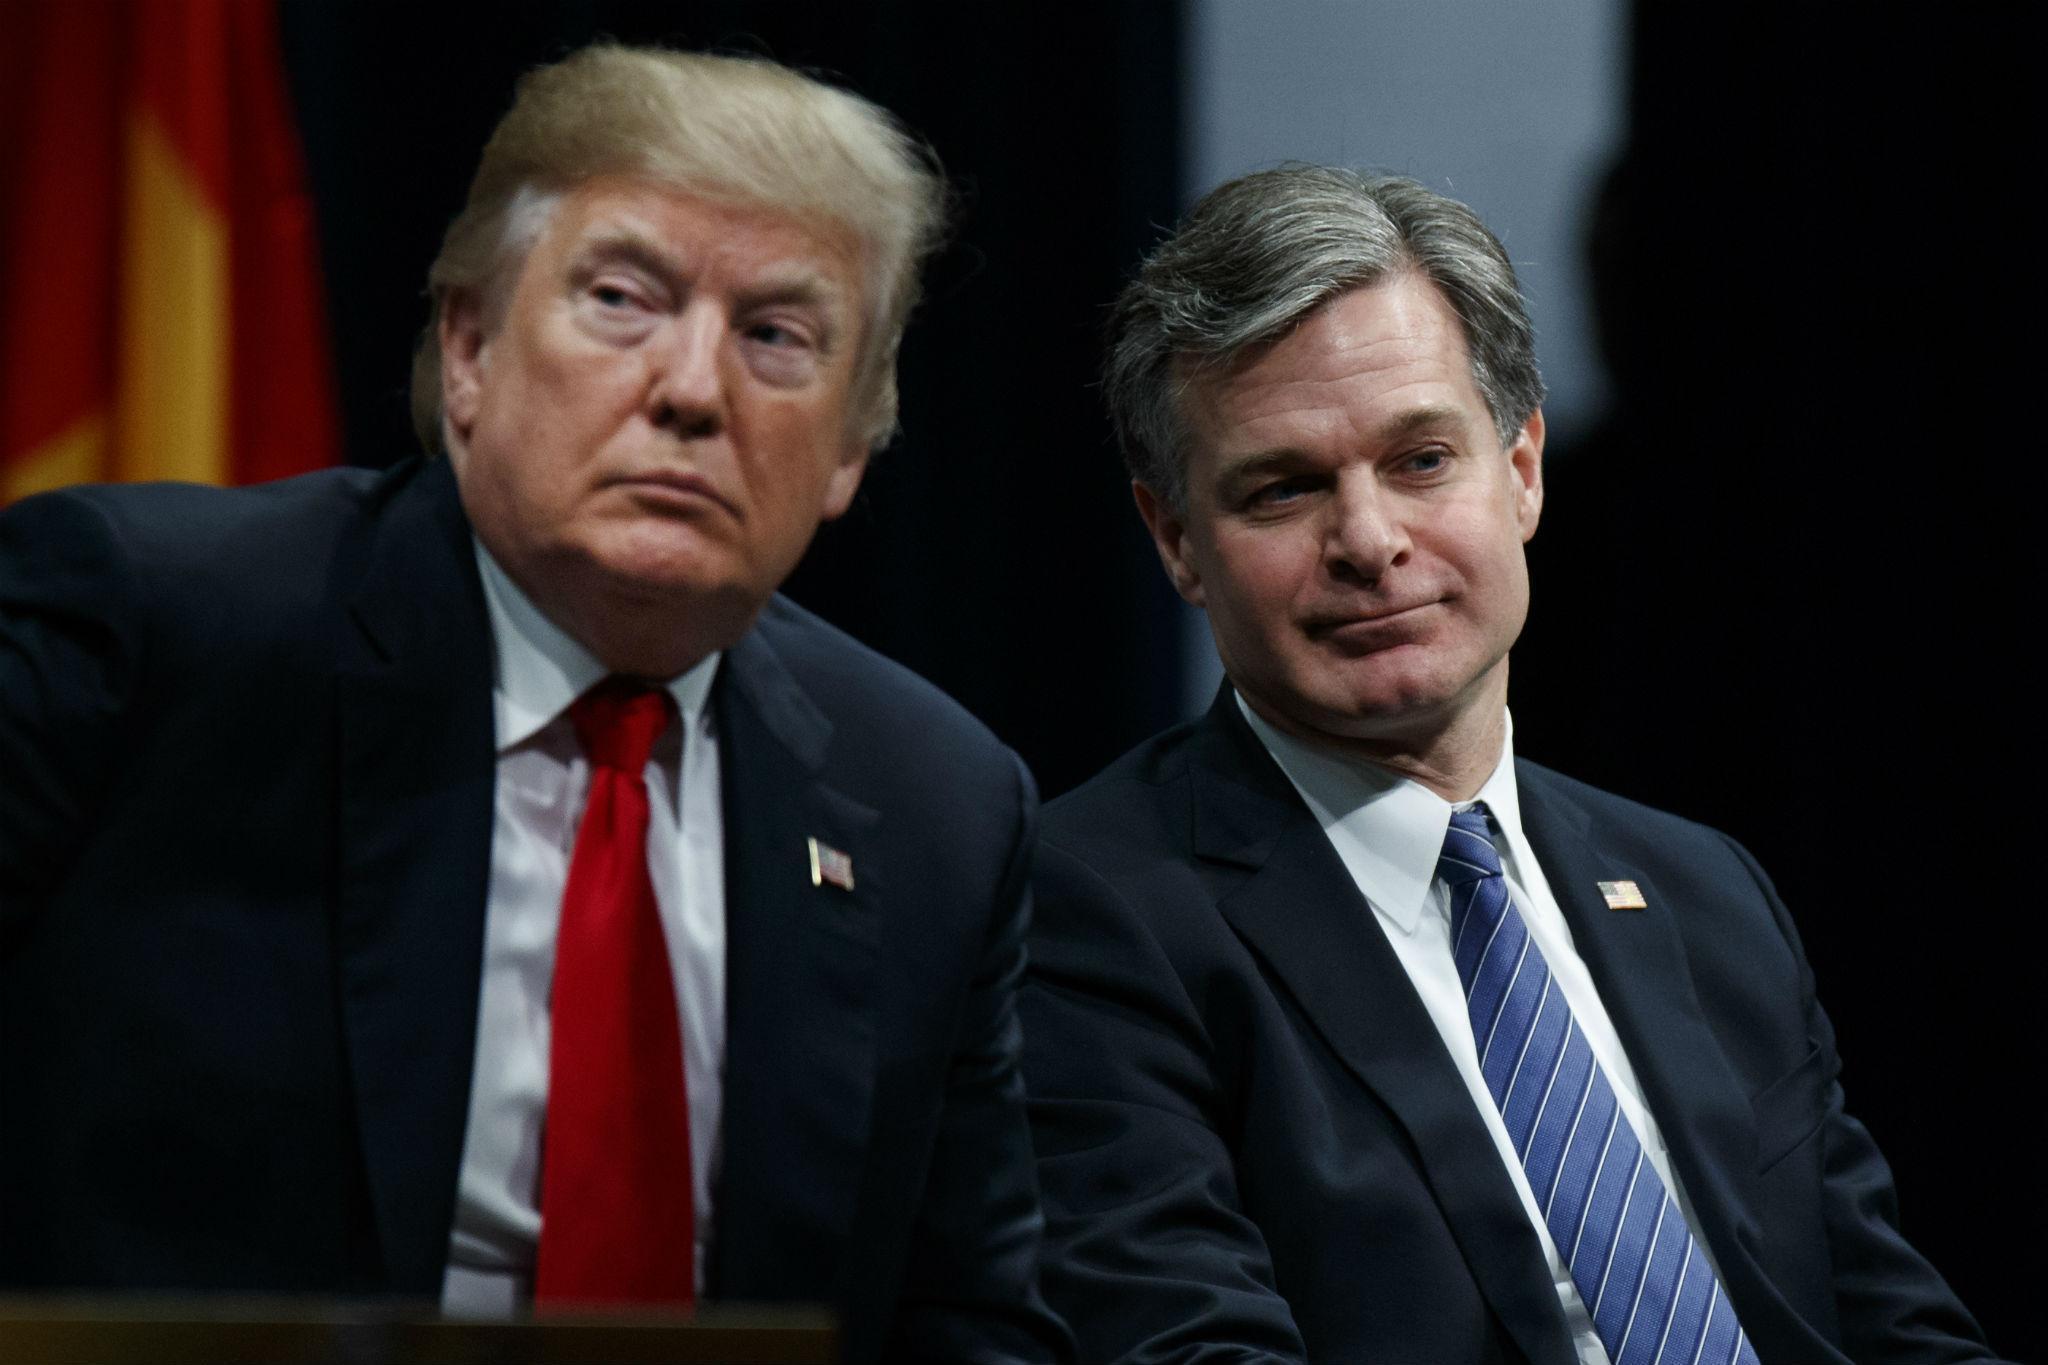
(887, 751), (1077, 1365)
(0, 491), (144, 920)
(1021, 840), (1308, 1365)
(1724, 834), (2010, 1365)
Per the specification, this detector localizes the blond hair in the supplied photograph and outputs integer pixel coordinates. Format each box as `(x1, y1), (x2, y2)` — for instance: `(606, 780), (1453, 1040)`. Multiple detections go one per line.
(411, 44), (946, 452)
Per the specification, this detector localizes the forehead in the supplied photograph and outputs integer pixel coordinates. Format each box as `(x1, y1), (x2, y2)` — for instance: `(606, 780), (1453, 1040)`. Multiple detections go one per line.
(526, 177), (868, 304)
(1185, 273), (1488, 458)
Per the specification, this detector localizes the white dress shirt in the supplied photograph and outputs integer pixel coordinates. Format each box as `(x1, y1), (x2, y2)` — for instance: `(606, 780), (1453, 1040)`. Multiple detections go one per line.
(442, 544), (726, 1314)
(1240, 699), (1717, 1365)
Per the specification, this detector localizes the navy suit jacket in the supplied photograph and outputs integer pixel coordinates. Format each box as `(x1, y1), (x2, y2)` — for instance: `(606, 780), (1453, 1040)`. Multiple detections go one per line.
(1021, 692), (1999, 1364)
(0, 457), (1069, 1364)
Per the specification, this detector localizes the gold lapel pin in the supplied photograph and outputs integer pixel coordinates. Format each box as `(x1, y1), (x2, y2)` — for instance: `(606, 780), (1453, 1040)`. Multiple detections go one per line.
(808, 837), (856, 892)
(1597, 879), (1647, 911)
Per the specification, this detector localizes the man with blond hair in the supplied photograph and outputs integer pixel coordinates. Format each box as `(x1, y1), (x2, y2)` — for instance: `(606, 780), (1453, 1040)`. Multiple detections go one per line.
(0, 45), (1068, 1363)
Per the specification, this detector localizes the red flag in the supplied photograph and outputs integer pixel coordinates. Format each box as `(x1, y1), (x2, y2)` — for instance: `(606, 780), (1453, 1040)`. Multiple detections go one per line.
(0, 0), (340, 500)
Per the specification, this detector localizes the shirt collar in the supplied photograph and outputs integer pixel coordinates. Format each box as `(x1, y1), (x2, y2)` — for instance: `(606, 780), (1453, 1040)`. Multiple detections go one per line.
(473, 540), (721, 753)
(1238, 694), (1524, 935)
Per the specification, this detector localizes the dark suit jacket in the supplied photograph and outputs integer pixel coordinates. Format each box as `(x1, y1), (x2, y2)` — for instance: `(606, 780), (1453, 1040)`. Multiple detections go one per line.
(1021, 692), (1999, 1365)
(0, 457), (1069, 1364)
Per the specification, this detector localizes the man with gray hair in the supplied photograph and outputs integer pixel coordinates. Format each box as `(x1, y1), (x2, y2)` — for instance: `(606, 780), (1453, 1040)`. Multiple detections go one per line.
(0, 45), (1067, 1363)
(1020, 166), (2001, 1364)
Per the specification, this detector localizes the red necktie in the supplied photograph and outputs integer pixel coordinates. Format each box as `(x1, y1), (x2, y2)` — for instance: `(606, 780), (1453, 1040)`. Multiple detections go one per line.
(534, 678), (696, 1307)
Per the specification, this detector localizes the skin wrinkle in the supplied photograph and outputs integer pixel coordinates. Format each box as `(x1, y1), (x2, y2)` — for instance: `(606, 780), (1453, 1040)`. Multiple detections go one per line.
(565, 231), (855, 358)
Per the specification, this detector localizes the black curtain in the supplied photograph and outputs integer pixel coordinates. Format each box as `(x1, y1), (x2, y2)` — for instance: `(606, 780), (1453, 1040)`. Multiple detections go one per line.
(278, 0), (1186, 799)
(1518, 9), (2035, 1355)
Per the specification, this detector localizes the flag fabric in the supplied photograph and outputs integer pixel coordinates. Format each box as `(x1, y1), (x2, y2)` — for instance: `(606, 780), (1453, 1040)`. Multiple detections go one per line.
(0, 0), (340, 502)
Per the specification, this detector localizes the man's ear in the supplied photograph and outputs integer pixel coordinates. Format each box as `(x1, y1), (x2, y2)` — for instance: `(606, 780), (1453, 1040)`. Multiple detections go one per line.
(438, 290), (490, 446)
(1510, 406), (1546, 543)
(819, 437), (872, 522)
(1132, 480), (1206, 607)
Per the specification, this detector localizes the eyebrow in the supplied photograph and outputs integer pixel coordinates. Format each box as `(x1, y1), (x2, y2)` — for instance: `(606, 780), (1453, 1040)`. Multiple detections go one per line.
(1370, 403), (1470, 443)
(570, 231), (686, 286)
(736, 265), (846, 314)
(1215, 403), (1474, 486)
(1215, 448), (1308, 487)
(740, 268), (848, 353)
(569, 231), (849, 345)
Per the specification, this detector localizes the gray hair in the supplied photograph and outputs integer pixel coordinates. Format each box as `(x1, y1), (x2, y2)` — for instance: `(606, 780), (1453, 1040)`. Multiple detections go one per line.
(1104, 165), (1545, 510)
(411, 43), (947, 454)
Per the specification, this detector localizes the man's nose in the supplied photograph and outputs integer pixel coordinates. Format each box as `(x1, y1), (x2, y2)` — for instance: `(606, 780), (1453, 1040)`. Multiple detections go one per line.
(647, 304), (726, 438)
(1325, 475), (1409, 585)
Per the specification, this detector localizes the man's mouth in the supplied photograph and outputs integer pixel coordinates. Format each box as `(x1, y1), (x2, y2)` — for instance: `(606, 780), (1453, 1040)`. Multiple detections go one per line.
(611, 471), (738, 517)
(1304, 602), (1436, 645)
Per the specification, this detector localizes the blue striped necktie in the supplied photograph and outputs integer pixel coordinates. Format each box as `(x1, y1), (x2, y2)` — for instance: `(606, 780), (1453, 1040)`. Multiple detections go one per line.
(1439, 805), (1758, 1365)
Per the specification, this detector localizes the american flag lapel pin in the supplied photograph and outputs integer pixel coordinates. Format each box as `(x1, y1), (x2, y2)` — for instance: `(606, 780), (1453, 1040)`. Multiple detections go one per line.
(1597, 879), (1647, 911)
(808, 837), (855, 892)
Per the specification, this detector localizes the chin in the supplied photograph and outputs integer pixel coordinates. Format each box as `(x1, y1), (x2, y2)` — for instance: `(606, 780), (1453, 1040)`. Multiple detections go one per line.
(586, 554), (762, 668)
(1300, 671), (1467, 738)
(580, 524), (734, 592)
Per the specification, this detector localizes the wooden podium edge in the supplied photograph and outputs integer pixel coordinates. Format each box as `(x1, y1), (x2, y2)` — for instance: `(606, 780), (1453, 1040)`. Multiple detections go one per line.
(0, 1296), (837, 1364)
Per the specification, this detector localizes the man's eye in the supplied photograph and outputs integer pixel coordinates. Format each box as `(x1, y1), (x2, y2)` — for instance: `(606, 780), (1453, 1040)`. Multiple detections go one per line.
(590, 283), (639, 309)
(1404, 448), (1449, 474)
(1248, 477), (1313, 508)
(746, 321), (809, 348)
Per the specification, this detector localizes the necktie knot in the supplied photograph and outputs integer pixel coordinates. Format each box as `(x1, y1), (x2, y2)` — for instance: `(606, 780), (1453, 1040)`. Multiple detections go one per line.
(569, 678), (674, 774)
(1437, 804), (1504, 888)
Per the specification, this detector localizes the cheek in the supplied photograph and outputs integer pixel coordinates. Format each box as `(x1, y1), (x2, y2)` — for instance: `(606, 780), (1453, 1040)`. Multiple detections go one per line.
(1211, 533), (1313, 617)
(495, 319), (636, 417)
(1443, 522), (1531, 632)
(1434, 504), (1520, 578)
(739, 394), (838, 465)
(464, 444), (550, 547)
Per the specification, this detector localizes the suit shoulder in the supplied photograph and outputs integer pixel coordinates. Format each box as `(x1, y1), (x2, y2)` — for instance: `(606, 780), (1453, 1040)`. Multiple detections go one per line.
(1040, 718), (1208, 858)
(750, 594), (1021, 780)
(0, 463), (429, 676)
(1, 465), (389, 587)
(1515, 757), (1707, 832)
(1515, 757), (1752, 864)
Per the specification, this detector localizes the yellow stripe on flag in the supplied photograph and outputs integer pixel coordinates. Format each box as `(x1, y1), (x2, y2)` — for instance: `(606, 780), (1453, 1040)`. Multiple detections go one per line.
(0, 413), (109, 503)
(115, 111), (230, 486)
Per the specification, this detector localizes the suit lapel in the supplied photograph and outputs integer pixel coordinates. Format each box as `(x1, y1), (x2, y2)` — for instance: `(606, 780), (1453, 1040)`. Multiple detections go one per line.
(333, 458), (497, 1295)
(708, 621), (882, 1297)
(1197, 701), (1579, 1365)
(1514, 767), (1770, 1294)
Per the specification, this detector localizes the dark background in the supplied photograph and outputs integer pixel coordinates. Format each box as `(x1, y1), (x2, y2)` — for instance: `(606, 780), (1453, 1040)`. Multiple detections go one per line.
(277, 3), (2036, 1355)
